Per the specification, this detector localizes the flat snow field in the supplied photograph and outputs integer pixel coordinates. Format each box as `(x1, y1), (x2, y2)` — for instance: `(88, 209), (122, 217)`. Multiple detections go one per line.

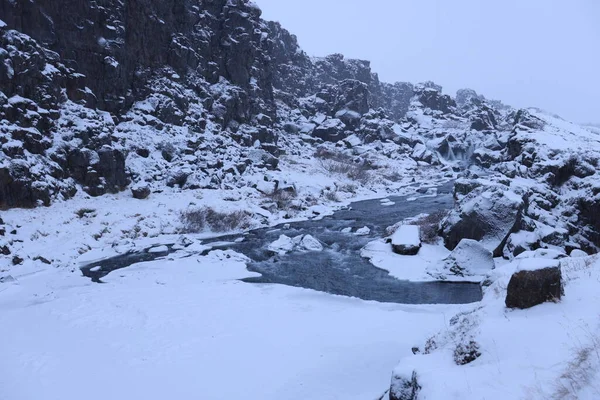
(0, 250), (459, 400)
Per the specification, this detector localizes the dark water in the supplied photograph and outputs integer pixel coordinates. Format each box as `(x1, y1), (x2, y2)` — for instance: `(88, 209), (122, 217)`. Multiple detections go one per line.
(81, 182), (482, 304)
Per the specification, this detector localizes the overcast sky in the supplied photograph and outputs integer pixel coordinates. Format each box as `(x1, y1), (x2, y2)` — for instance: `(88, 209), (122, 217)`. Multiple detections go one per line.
(256, 0), (599, 123)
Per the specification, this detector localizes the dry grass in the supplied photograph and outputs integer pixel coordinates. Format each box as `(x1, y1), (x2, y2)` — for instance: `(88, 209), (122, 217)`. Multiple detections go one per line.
(262, 189), (297, 210)
(552, 339), (600, 399)
(314, 147), (373, 184)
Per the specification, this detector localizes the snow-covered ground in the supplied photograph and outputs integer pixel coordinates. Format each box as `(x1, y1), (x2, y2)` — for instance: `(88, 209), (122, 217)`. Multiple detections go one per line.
(0, 249), (460, 400)
(391, 255), (600, 399)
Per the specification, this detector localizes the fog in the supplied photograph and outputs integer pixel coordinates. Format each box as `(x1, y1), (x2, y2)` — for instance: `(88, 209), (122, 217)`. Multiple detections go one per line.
(257, 0), (599, 123)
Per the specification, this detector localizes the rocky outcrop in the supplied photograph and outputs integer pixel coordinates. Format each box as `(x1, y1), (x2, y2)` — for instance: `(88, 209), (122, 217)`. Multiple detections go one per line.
(441, 184), (524, 256)
(505, 261), (562, 309)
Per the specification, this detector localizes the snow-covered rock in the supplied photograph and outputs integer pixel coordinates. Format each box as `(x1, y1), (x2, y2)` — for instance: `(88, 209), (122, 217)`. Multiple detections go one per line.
(391, 225), (421, 255)
(267, 235), (295, 255)
(428, 239), (493, 280)
(355, 226), (371, 236)
(298, 235), (323, 252)
(570, 249), (588, 258)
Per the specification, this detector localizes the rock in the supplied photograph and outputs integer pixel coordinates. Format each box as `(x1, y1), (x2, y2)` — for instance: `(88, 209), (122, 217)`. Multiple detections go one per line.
(12, 255), (24, 265)
(298, 235), (323, 252)
(505, 259), (562, 309)
(441, 185), (524, 256)
(570, 249), (588, 258)
(355, 226), (371, 236)
(411, 143), (434, 164)
(267, 235), (295, 255)
(439, 239), (494, 278)
(390, 368), (421, 400)
(313, 118), (347, 142)
(391, 225), (421, 255)
(33, 256), (51, 264)
(131, 183), (151, 199)
(1, 244), (10, 255)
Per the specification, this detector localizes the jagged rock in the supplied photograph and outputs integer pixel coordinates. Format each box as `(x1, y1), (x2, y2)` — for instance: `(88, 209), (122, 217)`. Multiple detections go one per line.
(441, 185), (524, 256)
(411, 143), (434, 163)
(414, 82), (455, 113)
(505, 260), (562, 309)
(313, 118), (347, 142)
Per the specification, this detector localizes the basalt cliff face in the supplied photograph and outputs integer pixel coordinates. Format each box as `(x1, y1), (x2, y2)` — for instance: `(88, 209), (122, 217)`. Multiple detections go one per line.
(2, 0), (600, 256)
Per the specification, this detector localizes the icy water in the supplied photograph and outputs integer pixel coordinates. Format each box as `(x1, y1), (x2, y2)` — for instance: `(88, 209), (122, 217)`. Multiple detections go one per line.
(81, 182), (482, 304)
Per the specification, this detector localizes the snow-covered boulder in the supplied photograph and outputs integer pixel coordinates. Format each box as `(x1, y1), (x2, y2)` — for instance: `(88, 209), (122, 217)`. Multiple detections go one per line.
(267, 235), (295, 255)
(131, 182), (151, 199)
(441, 185), (524, 256)
(432, 239), (494, 279)
(298, 235), (323, 252)
(505, 259), (562, 309)
(570, 249), (588, 258)
(355, 226), (371, 236)
(391, 225), (421, 255)
(268, 234), (323, 254)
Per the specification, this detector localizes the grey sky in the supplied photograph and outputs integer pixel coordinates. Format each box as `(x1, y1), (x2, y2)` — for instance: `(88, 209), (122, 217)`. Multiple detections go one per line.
(256, 0), (599, 123)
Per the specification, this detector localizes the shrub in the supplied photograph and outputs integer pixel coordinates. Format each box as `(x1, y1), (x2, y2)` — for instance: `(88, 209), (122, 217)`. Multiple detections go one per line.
(180, 207), (251, 233)
(263, 189), (297, 210)
(453, 340), (481, 365)
(315, 147), (373, 184)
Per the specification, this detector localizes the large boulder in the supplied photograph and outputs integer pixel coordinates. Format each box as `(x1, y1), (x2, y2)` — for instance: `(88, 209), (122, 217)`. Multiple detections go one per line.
(313, 118), (347, 142)
(391, 225), (421, 255)
(505, 259), (562, 309)
(441, 185), (524, 256)
(428, 239), (494, 280)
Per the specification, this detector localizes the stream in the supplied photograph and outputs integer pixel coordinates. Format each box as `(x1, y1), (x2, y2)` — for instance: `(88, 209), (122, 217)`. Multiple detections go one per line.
(81, 182), (482, 304)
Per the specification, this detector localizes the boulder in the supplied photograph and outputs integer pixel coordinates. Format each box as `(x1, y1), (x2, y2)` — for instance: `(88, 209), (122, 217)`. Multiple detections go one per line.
(505, 259), (562, 309)
(267, 235), (295, 255)
(313, 118), (347, 142)
(439, 239), (494, 278)
(391, 225), (421, 255)
(441, 185), (524, 256)
(131, 183), (151, 199)
(298, 234), (323, 252)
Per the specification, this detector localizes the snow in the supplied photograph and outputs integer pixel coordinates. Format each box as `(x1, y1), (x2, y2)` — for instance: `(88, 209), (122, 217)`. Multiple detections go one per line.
(391, 225), (420, 247)
(570, 249), (588, 258)
(392, 255), (600, 399)
(0, 250), (453, 400)
(148, 245), (169, 253)
(362, 240), (450, 282)
(515, 257), (560, 272)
